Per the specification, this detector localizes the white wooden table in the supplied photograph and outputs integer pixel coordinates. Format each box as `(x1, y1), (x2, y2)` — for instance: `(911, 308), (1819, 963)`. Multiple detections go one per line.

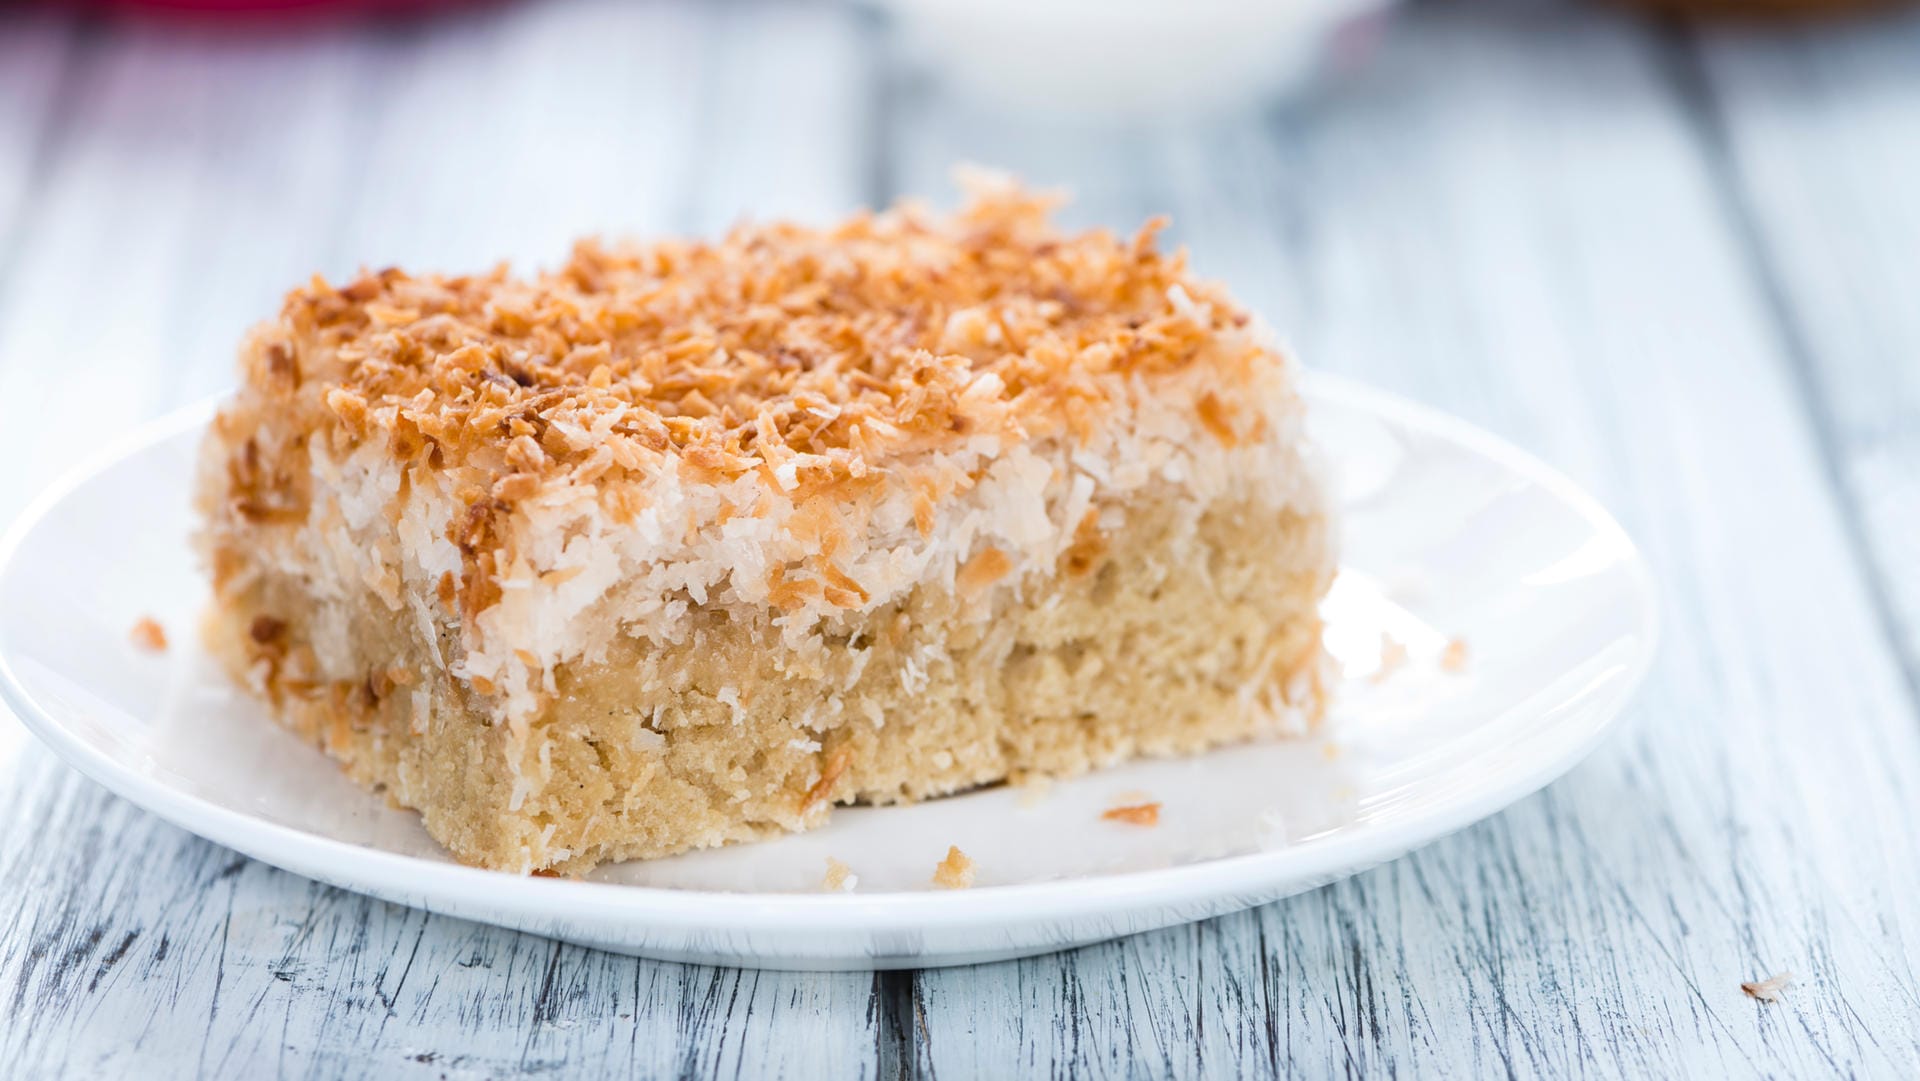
(3, 0), (1918, 1075)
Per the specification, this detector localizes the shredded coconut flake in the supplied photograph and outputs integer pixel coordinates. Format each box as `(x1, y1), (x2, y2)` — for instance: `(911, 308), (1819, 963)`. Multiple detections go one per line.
(1741, 971), (1792, 1003)
(129, 617), (169, 652)
(1101, 802), (1162, 827)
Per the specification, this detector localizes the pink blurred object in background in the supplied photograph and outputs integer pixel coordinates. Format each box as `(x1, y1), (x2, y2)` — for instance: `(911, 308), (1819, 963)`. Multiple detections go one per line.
(74, 0), (471, 16)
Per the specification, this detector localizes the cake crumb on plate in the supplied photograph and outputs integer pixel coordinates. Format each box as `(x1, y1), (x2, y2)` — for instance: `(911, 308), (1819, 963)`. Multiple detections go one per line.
(129, 617), (168, 652)
(932, 846), (976, 889)
(1440, 636), (1471, 672)
(1101, 802), (1162, 827)
(821, 857), (857, 893)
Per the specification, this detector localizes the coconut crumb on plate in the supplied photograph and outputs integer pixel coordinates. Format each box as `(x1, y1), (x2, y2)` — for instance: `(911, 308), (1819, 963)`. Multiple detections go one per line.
(129, 617), (168, 652)
(1741, 971), (1792, 1003)
(1101, 802), (1162, 827)
(932, 845), (976, 889)
(821, 857), (857, 893)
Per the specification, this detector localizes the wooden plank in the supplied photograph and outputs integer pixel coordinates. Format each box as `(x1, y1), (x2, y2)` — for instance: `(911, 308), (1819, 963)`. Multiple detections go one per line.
(0, 761), (880, 1079)
(683, 2), (876, 233)
(1690, 12), (1920, 676)
(0, 4), (883, 1077)
(0, 17), (373, 510)
(894, 3), (1920, 1075)
(332, 0), (704, 272)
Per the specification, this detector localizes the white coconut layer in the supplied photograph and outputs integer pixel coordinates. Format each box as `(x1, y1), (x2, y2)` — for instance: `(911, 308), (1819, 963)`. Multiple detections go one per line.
(248, 326), (1327, 727)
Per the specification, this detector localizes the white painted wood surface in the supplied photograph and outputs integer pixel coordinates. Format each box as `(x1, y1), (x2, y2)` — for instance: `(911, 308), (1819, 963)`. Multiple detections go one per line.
(2, 0), (1917, 1075)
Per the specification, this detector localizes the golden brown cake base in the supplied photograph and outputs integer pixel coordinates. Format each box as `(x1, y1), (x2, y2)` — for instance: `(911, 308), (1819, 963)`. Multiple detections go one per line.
(207, 489), (1329, 875)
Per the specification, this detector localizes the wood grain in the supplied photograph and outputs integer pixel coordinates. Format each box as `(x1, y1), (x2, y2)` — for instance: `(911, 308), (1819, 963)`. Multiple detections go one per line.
(1, 0), (1917, 1076)
(0, 751), (882, 1079)
(1690, 12), (1920, 683)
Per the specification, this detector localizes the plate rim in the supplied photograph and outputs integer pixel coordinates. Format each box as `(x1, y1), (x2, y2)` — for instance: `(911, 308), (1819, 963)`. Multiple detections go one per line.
(0, 373), (1660, 935)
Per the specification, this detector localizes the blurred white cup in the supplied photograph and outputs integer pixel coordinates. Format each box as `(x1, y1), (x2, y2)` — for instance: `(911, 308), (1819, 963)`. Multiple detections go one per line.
(867, 0), (1394, 119)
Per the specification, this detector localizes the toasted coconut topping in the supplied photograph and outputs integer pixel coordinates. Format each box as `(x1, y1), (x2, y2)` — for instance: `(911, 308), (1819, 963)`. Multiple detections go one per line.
(229, 177), (1274, 583)
(201, 173), (1325, 727)
(252, 176), (1260, 498)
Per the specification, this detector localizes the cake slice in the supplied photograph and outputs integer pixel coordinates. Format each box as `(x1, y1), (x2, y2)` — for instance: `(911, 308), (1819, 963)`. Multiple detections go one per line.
(195, 177), (1335, 875)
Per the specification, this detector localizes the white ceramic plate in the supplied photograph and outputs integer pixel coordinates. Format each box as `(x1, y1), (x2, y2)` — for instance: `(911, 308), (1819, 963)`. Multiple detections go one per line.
(0, 375), (1655, 970)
